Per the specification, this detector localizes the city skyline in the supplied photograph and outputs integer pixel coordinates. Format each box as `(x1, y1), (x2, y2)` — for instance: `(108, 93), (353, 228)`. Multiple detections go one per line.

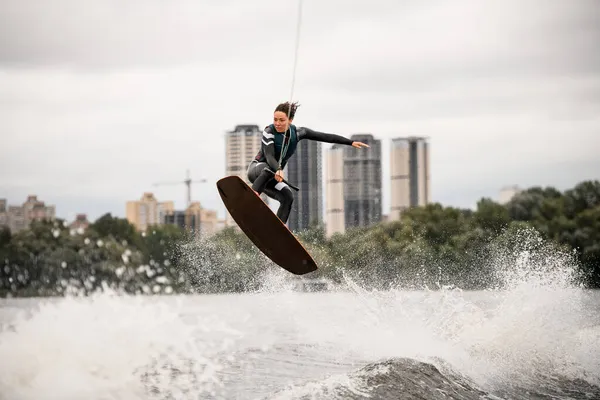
(1, 127), (597, 224)
(2, 0), (599, 222)
(325, 134), (431, 236)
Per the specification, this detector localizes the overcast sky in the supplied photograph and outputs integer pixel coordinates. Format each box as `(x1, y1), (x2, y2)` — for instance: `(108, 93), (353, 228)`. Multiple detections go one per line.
(1, 0), (599, 222)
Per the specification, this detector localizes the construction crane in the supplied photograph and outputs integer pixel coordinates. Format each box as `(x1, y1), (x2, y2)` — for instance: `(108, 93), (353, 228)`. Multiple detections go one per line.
(152, 169), (207, 209)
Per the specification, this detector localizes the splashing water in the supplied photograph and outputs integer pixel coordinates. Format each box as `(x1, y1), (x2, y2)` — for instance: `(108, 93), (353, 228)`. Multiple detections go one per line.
(1, 226), (599, 399)
(260, 226), (600, 398)
(0, 288), (243, 400)
(488, 226), (583, 291)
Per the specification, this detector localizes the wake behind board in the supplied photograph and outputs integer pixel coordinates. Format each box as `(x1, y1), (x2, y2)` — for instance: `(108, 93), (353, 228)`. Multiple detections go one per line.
(216, 175), (317, 275)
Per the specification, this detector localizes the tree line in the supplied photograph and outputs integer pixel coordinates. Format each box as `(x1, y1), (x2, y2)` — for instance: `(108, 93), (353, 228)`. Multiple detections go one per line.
(1, 180), (598, 297)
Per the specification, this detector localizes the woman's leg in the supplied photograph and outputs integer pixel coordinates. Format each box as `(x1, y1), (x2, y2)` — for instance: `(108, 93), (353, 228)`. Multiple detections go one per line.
(263, 181), (294, 224)
(247, 161), (274, 194)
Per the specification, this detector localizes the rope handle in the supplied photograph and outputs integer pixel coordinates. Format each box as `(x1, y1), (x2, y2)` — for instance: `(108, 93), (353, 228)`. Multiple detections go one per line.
(265, 168), (299, 191)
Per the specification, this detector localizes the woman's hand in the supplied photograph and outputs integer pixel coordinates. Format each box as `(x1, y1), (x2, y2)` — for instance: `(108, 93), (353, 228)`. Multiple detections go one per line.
(275, 169), (284, 182)
(352, 141), (370, 149)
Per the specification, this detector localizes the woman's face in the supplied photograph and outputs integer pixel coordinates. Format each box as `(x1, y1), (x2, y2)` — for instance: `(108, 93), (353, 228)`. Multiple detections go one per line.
(273, 111), (292, 133)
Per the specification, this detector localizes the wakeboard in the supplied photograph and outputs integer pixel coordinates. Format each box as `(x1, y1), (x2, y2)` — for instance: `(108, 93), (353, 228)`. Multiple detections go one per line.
(216, 175), (318, 275)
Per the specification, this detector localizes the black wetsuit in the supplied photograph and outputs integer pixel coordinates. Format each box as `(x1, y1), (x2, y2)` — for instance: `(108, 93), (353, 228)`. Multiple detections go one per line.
(247, 124), (354, 224)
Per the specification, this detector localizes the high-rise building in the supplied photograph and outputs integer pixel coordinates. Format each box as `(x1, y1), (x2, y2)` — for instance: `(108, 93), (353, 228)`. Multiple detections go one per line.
(22, 195), (56, 223)
(225, 124), (264, 227)
(286, 139), (322, 232)
(390, 136), (430, 220)
(325, 145), (345, 237)
(0, 195), (55, 233)
(183, 202), (220, 237)
(343, 134), (382, 229)
(126, 192), (174, 232)
(164, 202), (220, 237)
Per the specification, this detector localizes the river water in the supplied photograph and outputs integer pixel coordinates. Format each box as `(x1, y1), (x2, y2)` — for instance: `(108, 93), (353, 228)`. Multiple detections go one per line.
(1, 267), (599, 400)
(3, 227), (600, 400)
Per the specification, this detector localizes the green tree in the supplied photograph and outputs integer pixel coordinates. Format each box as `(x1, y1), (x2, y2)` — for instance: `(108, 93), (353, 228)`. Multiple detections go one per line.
(472, 198), (510, 235)
(0, 226), (11, 248)
(91, 213), (138, 245)
(3, 179), (600, 297)
(572, 206), (600, 286)
(506, 186), (562, 221)
(564, 180), (600, 218)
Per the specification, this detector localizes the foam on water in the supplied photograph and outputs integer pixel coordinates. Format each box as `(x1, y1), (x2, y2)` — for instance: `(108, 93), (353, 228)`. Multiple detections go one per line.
(0, 288), (242, 400)
(267, 368), (374, 400)
(259, 227), (600, 398)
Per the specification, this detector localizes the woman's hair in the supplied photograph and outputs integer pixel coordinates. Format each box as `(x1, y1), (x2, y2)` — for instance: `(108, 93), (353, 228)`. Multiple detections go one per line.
(274, 101), (300, 119)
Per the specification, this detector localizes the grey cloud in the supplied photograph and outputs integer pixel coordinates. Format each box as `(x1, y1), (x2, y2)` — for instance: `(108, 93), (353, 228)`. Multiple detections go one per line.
(299, 0), (600, 124)
(310, 1), (600, 94)
(300, 80), (600, 132)
(317, 55), (600, 96)
(0, 0), (300, 68)
(0, 0), (496, 69)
